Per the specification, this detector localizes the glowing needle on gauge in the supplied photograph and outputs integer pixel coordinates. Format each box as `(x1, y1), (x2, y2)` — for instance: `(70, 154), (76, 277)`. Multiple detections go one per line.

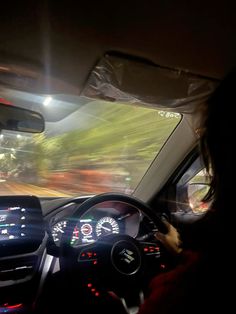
(56, 226), (64, 233)
(100, 226), (111, 232)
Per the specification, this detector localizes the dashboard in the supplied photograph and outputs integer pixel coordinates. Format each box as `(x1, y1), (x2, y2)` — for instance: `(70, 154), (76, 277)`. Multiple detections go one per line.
(0, 194), (161, 312)
(50, 200), (141, 247)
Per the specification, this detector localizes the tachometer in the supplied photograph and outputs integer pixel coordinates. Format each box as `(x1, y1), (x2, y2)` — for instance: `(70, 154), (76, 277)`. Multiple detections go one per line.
(96, 217), (119, 237)
(51, 220), (67, 245)
(51, 220), (79, 246)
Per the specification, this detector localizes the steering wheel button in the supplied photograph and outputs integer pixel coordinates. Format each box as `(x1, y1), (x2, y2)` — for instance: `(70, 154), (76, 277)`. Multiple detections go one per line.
(79, 249), (98, 261)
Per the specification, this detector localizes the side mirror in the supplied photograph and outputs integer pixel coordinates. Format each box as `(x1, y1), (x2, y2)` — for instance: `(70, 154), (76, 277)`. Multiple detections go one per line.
(0, 103), (44, 133)
(187, 183), (211, 214)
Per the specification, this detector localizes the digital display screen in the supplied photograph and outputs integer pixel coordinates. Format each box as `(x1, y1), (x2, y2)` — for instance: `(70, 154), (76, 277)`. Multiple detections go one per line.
(0, 196), (44, 256)
(0, 206), (27, 241)
(79, 219), (95, 244)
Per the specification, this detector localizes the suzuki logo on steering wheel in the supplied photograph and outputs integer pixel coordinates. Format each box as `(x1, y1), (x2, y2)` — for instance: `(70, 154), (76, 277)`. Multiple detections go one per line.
(119, 248), (135, 264)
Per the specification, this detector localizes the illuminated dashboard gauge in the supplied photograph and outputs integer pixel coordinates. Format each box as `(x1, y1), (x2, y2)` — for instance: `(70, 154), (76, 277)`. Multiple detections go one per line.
(96, 217), (119, 237)
(80, 223), (93, 236)
(51, 220), (67, 245)
(70, 225), (79, 246)
(51, 220), (79, 247)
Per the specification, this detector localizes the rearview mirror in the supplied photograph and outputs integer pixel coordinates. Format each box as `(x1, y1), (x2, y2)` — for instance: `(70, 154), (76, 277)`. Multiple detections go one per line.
(0, 103), (44, 133)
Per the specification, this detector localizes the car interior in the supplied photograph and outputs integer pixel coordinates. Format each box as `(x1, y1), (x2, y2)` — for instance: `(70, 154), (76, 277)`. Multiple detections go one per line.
(0, 1), (235, 313)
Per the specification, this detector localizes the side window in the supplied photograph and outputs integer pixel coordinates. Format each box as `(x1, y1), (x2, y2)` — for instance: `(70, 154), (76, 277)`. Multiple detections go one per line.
(175, 157), (212, 219)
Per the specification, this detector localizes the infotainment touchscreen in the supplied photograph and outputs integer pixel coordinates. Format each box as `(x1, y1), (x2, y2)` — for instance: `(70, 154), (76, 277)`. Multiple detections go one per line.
(0, 196), (45, 255)
(0, 205), (29, 241)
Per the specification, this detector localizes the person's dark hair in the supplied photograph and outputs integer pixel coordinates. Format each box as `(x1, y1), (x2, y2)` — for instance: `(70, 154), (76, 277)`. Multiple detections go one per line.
(200, 69), (235, 210)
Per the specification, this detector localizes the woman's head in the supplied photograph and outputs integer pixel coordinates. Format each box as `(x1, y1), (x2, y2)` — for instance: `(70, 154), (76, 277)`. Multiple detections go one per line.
(201, 70), (235, 206)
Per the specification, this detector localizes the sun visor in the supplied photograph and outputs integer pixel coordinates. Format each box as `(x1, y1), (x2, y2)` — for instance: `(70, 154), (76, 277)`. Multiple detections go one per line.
(82, 54), (218, 113)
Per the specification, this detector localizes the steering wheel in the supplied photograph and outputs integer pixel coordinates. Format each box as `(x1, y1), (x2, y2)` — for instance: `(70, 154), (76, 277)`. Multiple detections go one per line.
(59, 193), (168, 310)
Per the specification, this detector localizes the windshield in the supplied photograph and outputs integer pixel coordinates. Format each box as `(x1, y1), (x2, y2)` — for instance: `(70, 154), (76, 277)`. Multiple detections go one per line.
(0, 93), (181, 197)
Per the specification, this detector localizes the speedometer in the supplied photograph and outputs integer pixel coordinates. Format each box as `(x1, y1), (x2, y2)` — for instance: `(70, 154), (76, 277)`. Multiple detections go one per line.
(96, 217), (119, 237)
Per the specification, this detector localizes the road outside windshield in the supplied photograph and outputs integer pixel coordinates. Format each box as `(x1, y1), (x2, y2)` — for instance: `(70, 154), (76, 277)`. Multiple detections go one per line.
(0, 100), (181, 197)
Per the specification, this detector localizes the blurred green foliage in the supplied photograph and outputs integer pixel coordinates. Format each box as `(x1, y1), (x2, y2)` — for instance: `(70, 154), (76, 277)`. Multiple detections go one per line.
(1, 102), (180, 191)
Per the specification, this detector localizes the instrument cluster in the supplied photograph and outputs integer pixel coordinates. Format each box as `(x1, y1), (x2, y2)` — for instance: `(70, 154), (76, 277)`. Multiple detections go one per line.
(51, 200), (141, 247)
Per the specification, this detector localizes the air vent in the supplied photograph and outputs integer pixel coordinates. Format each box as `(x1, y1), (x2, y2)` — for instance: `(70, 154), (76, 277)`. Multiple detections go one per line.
(0, 256), (38, 281)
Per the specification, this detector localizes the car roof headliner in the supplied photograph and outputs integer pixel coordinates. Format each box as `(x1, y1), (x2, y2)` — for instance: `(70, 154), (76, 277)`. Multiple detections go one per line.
(0, 0), (235, 94)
